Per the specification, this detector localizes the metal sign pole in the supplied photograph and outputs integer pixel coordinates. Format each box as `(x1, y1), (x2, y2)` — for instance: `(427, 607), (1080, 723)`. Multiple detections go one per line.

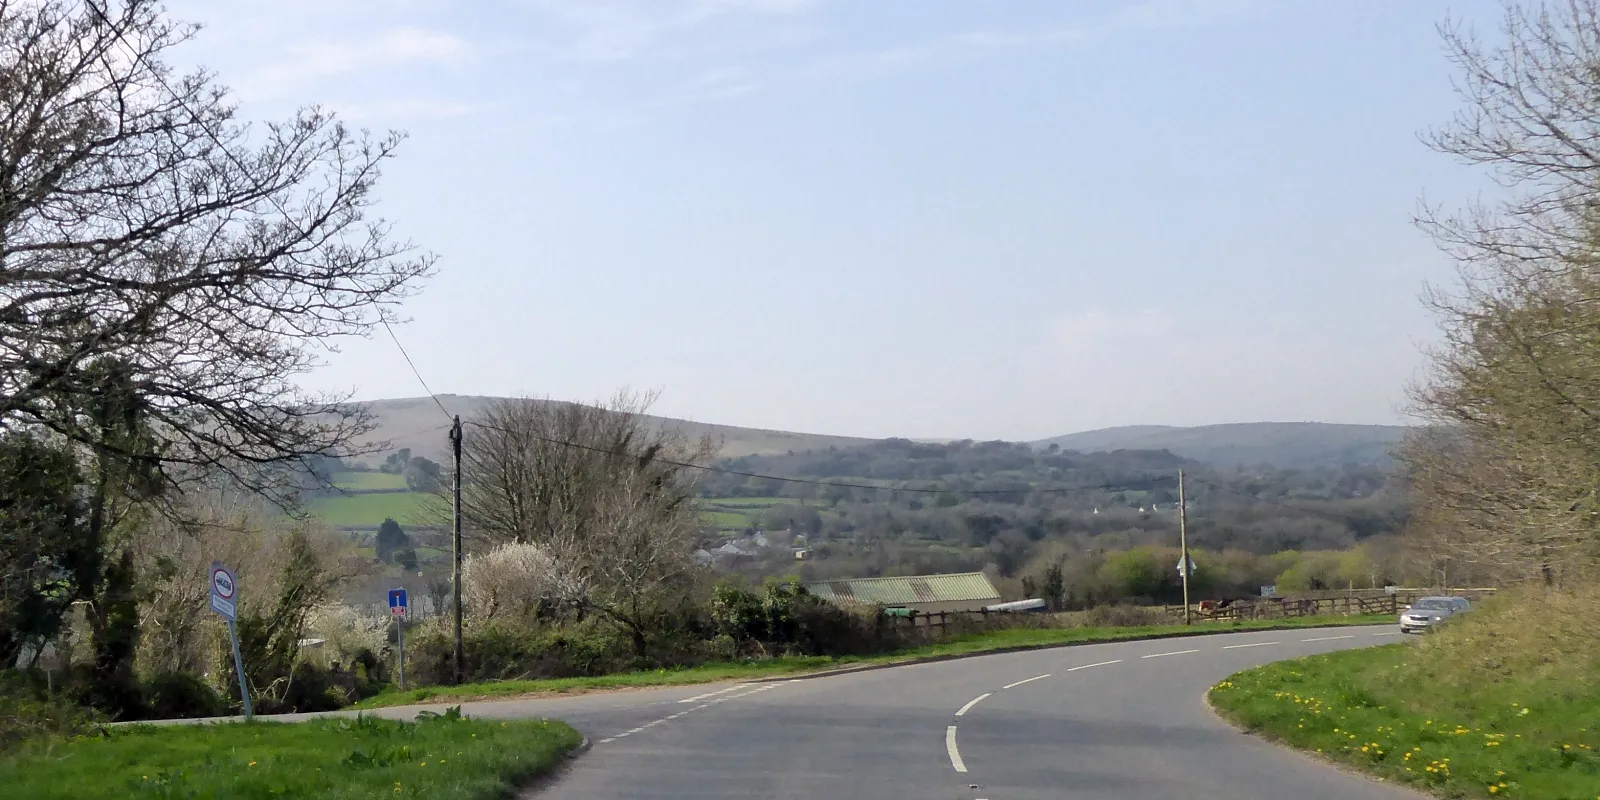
(229, 617), (253, 720)
(397, 614), (406, 692)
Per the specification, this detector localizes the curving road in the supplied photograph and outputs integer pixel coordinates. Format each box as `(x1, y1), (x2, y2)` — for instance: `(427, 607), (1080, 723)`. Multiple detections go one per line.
(336, 625), (1423, 799)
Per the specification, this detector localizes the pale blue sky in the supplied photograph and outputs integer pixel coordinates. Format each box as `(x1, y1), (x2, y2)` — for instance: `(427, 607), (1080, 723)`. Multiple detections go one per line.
(168, 0), (1502, 440)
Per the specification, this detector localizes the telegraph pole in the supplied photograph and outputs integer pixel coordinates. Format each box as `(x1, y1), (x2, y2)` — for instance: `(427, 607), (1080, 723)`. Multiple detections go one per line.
(1179, 469), (1192, 625)
(450, 415), (464, 685)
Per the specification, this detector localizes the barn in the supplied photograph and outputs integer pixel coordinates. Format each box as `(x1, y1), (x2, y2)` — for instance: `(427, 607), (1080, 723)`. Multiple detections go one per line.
(804, 572), (1002, 614)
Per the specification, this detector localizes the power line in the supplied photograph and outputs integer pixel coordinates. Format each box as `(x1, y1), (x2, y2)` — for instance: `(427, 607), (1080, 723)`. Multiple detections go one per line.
(462, 418), (1174, 496)
(380, 319), (453, 422)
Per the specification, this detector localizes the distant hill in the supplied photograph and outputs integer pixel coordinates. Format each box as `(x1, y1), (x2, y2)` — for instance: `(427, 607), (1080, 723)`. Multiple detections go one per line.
(1031, 422), (1410, 469)
(352, 395), (879, 466)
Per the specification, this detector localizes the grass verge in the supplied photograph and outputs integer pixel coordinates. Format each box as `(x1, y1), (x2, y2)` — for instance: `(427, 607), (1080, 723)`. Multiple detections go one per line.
(353, 613), (1392, 710)
(1209, 589), (1600, 799)
(0, 707), (581, 799)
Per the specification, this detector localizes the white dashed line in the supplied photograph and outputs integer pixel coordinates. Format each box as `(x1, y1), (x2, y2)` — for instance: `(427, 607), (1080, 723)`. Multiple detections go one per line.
(1302, 635), (1355, 642)
(678, 685), (747, 704)
(946, 726), (968, 773)
(956, 693), (991, 717)
(1002, 673), (1051, 690)
(1141, 649), (1200, 659)
(1222, 641), (1280, 650)
(1066, 659), (1122, 672)
(600, 682), (789, 745)
(1371, 632), (1401, 637)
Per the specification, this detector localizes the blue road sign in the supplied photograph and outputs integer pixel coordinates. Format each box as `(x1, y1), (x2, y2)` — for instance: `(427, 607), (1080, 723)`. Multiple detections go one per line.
(389, 588), (409, 617)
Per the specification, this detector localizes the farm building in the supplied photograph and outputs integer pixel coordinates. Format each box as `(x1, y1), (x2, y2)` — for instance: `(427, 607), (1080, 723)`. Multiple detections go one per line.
(804, 572), (1001, 614)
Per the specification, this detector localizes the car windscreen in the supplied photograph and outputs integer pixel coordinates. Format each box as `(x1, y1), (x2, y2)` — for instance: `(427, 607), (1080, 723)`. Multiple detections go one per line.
(1412, 599), (1452, 610)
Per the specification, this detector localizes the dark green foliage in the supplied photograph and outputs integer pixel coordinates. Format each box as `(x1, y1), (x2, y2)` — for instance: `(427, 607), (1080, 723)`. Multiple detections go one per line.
(1041, 561), (1066, 611)
(407, 620), (631, 686)
(0, 677), (102, 756)
(0, 433), (88, 670)
(375, 517), (409, 563)
(224, 527), (338, 713)
(142, 671), (226, 720)
(706, 579), (903, 658)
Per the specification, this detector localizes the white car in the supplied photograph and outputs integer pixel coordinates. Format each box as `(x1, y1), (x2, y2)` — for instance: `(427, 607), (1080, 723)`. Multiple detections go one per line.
(1399, 596), (1471, 634)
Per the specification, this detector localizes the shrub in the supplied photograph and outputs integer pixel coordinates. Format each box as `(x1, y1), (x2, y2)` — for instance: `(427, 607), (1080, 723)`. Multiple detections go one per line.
(406, 619), (632, 686)
(0, 685), (101, 756)
(305, 603), (390, 667)
(142, 671), (226, 719)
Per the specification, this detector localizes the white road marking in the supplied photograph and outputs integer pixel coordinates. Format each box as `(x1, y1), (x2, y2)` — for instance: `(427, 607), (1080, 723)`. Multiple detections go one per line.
(1066, 659), (1122, 672)
(1372, 631), (1401, 637)
(1141, 649), (1200, 659)
(679, 685), (747, 704)
(956, 693), (992, 717)
(1302, 635), (1355, 642)
(1002, 673), (1051, 690)
(1222, 641), (1280, 650)
(600, 682), (791, 745)
(946, 726), (968, 773)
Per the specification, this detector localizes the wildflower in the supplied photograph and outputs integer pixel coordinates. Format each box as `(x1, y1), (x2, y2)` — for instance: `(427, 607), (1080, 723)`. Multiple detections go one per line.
(249, 761), (257, 767)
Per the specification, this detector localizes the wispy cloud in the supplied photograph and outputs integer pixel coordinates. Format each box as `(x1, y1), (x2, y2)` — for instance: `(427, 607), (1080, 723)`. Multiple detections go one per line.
(330, 98), (498, 122)
(807, 27), (1087, 78)
(239, 27), (472, 100)
(524, 0), (822, 63)
(1116, 0), (1270, 29)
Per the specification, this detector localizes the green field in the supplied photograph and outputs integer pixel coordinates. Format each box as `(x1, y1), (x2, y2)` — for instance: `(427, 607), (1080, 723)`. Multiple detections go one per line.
(332, 471), (409, 491)
(703, 497), (789, 508)
(311, 492), (438, 528)
(0, 711), (580, 799)
(701, 510), (752, 529)
(1210, 591), (1600, 799)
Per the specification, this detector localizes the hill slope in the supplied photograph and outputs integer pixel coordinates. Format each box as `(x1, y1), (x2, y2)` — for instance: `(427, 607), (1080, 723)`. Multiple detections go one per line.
(1032, 422), (1409, 469)
(353, 395), (879, 465)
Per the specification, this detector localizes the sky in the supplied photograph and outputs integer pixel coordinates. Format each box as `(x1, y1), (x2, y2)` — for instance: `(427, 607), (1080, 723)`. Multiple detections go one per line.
(164, 0), (1507, 441)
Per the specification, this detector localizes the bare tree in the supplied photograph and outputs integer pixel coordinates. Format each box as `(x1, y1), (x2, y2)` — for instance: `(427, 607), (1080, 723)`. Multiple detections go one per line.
(1405, 0), (1600, 585)
(0, 1), (433, 501)
(454, 390), (717, 547)
(449, 390), (717, 654)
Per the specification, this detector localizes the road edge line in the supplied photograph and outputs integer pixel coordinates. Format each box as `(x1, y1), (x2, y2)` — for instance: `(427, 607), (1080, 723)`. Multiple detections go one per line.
(742, 621), (1396, 685)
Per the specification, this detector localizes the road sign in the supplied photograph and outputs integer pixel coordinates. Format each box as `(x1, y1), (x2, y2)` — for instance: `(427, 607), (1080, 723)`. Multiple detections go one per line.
(1260, 584), (1277, 598)
(389, 588), (410, 691)
(210, 563), (238, 621)
(1176, 556), (1198, 577)
(209, 561), (252, 719)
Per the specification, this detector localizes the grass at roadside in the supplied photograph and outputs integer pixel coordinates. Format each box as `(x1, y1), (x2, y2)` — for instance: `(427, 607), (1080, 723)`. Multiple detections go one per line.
(0, 707), (580, 800)
(353, 613), (1392, 710)
(1210, 590), (1600, 799)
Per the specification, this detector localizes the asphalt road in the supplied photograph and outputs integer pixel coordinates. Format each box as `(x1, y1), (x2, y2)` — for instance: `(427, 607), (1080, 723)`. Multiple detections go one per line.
(265, 625), (1421, 799)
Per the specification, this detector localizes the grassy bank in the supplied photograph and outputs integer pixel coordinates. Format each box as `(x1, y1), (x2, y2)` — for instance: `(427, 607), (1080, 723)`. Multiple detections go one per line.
(0, 708), (580, 799)
(354, 613), (1391, 709)
(1210, 590), (1600, 799)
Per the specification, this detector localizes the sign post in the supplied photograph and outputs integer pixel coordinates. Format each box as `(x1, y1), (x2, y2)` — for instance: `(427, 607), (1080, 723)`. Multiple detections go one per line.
(389, 588), (409, 691)
(209, 561), (251, 720)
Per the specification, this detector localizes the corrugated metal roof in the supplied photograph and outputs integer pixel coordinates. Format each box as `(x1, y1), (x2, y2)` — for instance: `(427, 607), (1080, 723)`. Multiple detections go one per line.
(804, 572), (1000, 606)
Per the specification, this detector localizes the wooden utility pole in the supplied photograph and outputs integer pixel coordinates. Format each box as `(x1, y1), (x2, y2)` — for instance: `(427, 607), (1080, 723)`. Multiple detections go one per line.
(1179, 469), (1192, 625)
(450, 415), (464, 685)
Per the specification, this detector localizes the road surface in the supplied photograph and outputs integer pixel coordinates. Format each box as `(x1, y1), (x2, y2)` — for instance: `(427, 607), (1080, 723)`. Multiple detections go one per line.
(329, 625), (1421, 799)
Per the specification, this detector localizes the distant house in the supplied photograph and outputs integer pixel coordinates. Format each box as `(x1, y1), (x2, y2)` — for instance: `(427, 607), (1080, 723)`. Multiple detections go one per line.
(804, 572), (1002, 615)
